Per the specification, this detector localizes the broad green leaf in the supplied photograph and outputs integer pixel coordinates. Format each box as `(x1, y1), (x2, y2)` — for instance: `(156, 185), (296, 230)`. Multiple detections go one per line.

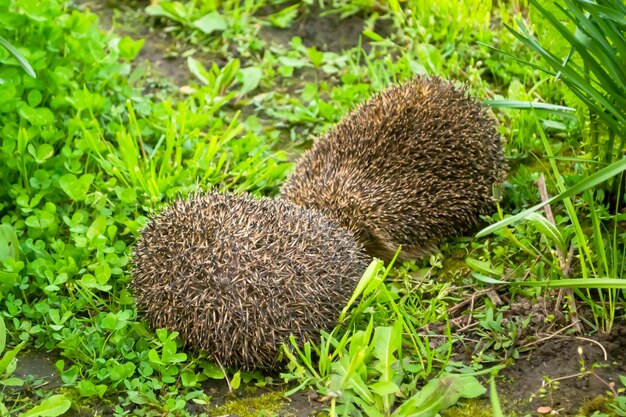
(370, 380), (401, 396)
(187, 57), (210, 85)
(392, 375), (486, 417)
(237, 67), (262, 95)
(28, 143), (54, 163)
(27, 90), (42, 107)
(19, 394), (71, 417)
(109, 362), (135, 382)
(339, 259), (384, 322)
(0, 224), (19, 263)
(77, 380), (107, 398)
(466, 258), (503, 277)
(79, 274), (112, 292)
(372, 323), (402, 412)
(117, 36), (145, 61)
(148, 349), (163, 365)
(181, 370), (198, 387)
(524, 212), (567, 254)
(363, 30), (385, 42)
(18, 106), (54, 126)
(0, 377), (24, 387)
(231, 371), (241, 389)
(0, 340), (27, 375)
(24, 211), (55, 229)
(0, 271), (19, 293)
(101, 312), (119, 331)
(145, 3), (189, 25)
(59, 173), (94, 202)
(306, 47), (324, 67)
(193, 12), (227, 34)
(94, 262), (111, 285)
(87, 216), (107, 242)
(0, 317), (5, 355)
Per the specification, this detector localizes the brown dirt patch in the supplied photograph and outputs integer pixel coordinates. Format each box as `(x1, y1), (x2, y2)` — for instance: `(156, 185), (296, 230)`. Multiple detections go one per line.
(497, 326), (626, 416)
(258, 5), (393, 53)
(73, 0), (195, 87)
(446, 288), (626, 416)
(13, 350), (63, 391)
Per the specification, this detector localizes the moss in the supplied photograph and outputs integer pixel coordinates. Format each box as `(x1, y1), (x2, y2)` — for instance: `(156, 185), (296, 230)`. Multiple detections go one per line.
(208, 391), (287, 417)
(578, 395), (611, 416)
(441, 399), (493, 417)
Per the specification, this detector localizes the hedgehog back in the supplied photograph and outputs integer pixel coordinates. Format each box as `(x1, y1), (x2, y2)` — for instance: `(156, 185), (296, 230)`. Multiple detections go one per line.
(132, 193), (369, 370)
(281, 77), (506, 262)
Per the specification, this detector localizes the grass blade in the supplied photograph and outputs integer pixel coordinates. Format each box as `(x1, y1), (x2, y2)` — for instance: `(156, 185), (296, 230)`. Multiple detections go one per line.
(477, 157), (626, 237)
(0, 35), (36, 78)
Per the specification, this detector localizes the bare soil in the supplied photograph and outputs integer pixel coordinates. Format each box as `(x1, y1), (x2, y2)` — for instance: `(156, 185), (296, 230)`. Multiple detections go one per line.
(11, 351), (322, 416)
(499, 327), (626, 416)
(14, 326), (625, 416)
(257, 4), (392, 53)
(447, 290), (626, 416)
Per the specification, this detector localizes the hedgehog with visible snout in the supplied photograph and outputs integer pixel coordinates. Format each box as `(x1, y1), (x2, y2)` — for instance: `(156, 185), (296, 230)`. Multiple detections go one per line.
(281, 76), (506, 262)
(132, 193), (369, 370)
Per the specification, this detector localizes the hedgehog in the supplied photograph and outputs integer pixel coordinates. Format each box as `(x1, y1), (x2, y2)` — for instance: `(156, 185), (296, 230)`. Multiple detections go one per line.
(281, 76), (506, 262)
(132, 192), (369, 370)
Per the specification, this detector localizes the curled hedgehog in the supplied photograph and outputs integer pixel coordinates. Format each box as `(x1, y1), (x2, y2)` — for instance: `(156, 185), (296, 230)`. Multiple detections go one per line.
(281, 76), (506, 262)
(132, 193), (369, 370)
(132, 77), (506, 370)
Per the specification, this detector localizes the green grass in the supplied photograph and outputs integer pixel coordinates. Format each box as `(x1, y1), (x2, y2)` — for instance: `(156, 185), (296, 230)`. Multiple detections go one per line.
(0, 0), (625, 416)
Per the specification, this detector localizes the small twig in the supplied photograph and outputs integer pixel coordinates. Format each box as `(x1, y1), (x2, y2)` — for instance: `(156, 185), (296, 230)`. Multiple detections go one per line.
(467, 291), (476, 328)
(538, 356), (617, 397)
(562, 244), (576, 277)
(520, 322), (577, 348)
(417, 333), (480, 344)
(537, 174), (564, 263)
(215, 359), (232, 392)
(536, 174), (582, 333)
(448, 287), (504, 316)
(590, 372), (618, 397)
(570, 336), (608, 361)
(455, 321), (481, 333)
(486, 289), (502, 306)
(564, 287), (581, 332)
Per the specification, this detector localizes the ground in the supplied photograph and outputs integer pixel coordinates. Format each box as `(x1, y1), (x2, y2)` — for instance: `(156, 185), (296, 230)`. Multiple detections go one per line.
(14, 329), (626, 415)
(499, 328), (626, 416)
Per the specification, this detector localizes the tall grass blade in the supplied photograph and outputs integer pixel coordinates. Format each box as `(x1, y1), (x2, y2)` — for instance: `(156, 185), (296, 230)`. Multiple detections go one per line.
(0, 35), (36, 78)
(473, 274), (626, 289)
(477, 157), (626, 237)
